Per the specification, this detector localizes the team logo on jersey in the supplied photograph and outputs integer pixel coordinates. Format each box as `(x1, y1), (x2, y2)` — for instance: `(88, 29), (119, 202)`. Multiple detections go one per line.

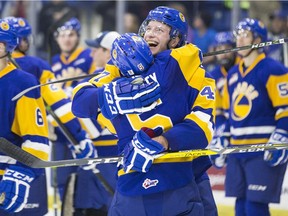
(1, 21), (10, 31)
(231, 82), (258, 121)
(142, 178), (159, 189)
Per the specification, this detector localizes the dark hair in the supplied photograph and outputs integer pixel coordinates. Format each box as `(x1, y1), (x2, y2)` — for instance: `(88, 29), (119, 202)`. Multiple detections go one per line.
(199, 12), (213, 27)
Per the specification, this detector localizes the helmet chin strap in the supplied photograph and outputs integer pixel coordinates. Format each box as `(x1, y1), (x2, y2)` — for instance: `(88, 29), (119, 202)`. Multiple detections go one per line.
(0, 52), (9, 59)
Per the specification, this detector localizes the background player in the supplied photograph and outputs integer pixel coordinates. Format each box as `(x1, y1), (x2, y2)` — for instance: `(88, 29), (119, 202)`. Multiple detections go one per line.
(218, 18), (288, 216)
(4, 16), (98, 215)
(0, 19), (49, 215)
(71, 31), (120, 216)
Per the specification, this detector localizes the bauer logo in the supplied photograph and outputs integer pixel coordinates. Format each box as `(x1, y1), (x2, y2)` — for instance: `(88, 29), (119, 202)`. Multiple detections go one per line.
(142, 178), (159, 189)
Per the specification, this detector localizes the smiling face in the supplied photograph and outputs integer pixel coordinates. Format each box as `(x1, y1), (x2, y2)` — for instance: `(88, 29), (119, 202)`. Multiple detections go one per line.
(143, 20), (172, 55)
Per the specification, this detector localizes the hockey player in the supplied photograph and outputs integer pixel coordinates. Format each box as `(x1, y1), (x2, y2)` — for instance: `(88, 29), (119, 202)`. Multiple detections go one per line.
(52, 17), (95, 97)
(218, 18), (288, 216)
(50, 17), (97, 203)
(0, 19), (49, 215)
(209, 31), (241, 169)
(72, 29), (215, 215)
(72, 31), (121, 216)
(4, 17), (97, 214)
(139, 6), (218, 215)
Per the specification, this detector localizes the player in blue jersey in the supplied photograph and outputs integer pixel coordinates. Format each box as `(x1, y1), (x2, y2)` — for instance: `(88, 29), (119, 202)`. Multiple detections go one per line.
(72, 31), (120, 216)
(0, 19), (49, 215)
(72, 28), (216, 216)
(139, 6), (218, 216)
(209, 31), (241, 168)
(49, 17), (100, 206)
(52, 17), (95, 97)
(3, 16), (98, 215)
(218, 18), (288, 216)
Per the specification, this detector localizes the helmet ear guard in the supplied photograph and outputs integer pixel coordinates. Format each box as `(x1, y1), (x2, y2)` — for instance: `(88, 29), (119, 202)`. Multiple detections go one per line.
(138, 6), (188, 48)
(111, 33), (154, 77)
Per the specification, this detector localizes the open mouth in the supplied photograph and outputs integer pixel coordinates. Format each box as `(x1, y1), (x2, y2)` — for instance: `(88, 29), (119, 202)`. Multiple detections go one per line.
(147, 41), (158, 48)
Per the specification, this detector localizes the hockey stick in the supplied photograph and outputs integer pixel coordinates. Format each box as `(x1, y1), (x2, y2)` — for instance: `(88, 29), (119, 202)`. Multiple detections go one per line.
(11, 37), (288, 101)
(0, 137), (287, 168)
(11, 73), (96, 101)
(203, 38), (288, 57)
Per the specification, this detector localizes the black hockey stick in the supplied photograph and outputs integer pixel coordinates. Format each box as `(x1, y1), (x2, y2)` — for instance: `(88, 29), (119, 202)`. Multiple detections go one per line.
(203, 38), (288, 57)
(0, 137), (287, 168)
(11, 37), (288, 101)
(11, 73), (97, 101)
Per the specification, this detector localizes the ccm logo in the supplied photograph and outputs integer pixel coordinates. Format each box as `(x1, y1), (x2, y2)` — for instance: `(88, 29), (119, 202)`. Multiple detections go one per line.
(6, 170), (34, 183)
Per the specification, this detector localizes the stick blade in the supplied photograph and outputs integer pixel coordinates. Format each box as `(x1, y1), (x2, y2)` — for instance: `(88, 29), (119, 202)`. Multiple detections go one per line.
(0, 137), (42, 168)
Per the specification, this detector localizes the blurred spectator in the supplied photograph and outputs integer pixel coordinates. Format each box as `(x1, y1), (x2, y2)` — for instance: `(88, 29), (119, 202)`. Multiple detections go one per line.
(192, 11), (217, 71)
(192, 11), (216, 54)
(1, 0), (28, 18)
(37, 0), (78, 60)
(248, 1), (280, 27)
(167, 2), (194, 42)
(267, 9), (288, 64)
(124, 12), (140, 33)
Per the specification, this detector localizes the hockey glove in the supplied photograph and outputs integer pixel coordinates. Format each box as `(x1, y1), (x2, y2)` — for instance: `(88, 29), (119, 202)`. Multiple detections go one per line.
(0, 165), (35, 213)
(98, 76), (161, 120)
(68, 138), (98, 159)
(122, 128), (165, 173)
(264, 130), (288, 166)
(209, 136), (229, 169)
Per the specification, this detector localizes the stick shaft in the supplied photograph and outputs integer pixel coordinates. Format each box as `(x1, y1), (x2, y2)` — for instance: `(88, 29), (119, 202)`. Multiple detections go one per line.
(0, 137), (287, 168)
(12, 38), (288, 102)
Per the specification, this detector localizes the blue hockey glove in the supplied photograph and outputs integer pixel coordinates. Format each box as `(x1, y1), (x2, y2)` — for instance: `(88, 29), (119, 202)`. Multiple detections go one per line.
(0, 165), (35, 213)
(98, 76), (161, 119)
(209, 136), (229, 169)
(264, 130), (288, 166)
(122, 128), (165, 173)
(68, 138), (98, 159)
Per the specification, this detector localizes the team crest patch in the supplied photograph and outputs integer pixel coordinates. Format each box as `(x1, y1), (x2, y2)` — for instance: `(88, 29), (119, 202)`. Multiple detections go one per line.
(112, 49), (117, 60)
(1, 21), (10, 31)
(142, 178), (159, 189)
(179, 12), (185, 22)
(18, 18), (26, 27)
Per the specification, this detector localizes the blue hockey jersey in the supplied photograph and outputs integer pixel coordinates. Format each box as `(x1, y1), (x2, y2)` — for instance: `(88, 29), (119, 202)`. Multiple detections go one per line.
(223, 53), (288, 146)
(51, 47), (95, 91)
(0, 63), (49, 175)
(72, 44), (216, 195)
(12, 51), (88, 144)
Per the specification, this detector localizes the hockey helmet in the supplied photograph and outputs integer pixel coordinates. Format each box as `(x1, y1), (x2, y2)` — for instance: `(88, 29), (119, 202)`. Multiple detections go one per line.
(4, 17), (32, 39)
(55, 17), (81, 37)
(234, 18), (267, 42)
(111, 33), (153, 77)
(0, 19), (18, 53)
(213, 31), (235, 47)
(139, 6), (188, 48)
